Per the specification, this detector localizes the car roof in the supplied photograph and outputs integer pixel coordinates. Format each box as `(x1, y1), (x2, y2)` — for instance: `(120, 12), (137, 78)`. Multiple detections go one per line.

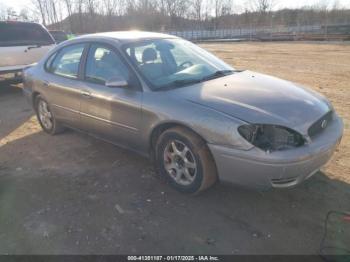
(77, 31), (178, 43)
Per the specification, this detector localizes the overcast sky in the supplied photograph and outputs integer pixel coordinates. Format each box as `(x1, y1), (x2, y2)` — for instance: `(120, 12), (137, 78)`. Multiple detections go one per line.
(1, 0), (350, 14)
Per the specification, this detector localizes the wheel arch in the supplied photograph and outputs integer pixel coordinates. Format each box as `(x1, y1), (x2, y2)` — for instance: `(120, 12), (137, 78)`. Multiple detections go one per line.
(31, 91), (41, 107)
(149, 121), (208, 156)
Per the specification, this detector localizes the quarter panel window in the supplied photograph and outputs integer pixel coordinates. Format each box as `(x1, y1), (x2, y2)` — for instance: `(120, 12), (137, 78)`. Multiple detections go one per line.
(0, 22), (54, 46)
(85, 44), (130, 85)
(45, 52), (57, 71)
(51, 44), (85, 79)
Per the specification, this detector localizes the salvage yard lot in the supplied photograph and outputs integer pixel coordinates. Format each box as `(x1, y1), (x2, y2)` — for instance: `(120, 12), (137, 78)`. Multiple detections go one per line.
(0, 42), (349, 254)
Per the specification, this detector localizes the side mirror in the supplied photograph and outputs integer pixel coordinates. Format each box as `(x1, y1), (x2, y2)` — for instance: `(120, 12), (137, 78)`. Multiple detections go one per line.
(105, 76), (128, 88)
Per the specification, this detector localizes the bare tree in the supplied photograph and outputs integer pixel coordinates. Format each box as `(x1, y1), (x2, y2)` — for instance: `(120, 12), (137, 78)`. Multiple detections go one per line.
(221, 0), (233, 15)
(76, 0), (84, 32)
(253, 0), (277, 13)
(162, 0), (188, 29)
(7, 7), (18, 20)
(86, 0), (98, 16)
(51, 1), (59, 24)
(192, 0), (203, 21)
(0, 4), (7, 20)
(19, 9), (30, 21)
(32, 0), (47, 25)
(103, 0), (122, 16)
(214, 0), (222, 19)
(314, 0), (331, 38)
(208, 0), (222, 29)
(17, 0), (349, 35)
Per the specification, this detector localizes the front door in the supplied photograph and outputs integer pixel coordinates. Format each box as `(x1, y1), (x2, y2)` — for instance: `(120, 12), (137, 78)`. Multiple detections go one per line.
(79, 43), (143, 151)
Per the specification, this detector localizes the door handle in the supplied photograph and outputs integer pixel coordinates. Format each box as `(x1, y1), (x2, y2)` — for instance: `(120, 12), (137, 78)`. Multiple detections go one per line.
(24, 45), (41, 52)
(28, 45), (41, 50)
(81, 90), (92, 98)
(43, 81), (50, 87)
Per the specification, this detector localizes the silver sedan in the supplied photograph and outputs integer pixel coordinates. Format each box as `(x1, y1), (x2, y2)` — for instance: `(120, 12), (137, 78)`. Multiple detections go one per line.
(23, 31), (343, 193)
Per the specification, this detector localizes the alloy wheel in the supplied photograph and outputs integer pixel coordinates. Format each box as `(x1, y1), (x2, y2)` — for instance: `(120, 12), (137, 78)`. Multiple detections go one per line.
(163, 140), (197, 186)
(38, 100), (53, 130)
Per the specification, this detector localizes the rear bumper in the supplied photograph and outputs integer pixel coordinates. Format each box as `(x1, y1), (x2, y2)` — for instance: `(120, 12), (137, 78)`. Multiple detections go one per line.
(208, 115), (343, 189)
(0, 65), (26, 75)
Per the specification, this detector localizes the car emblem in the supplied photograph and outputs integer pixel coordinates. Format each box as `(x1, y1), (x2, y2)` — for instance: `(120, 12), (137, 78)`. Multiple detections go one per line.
(321, 120), (328, 129)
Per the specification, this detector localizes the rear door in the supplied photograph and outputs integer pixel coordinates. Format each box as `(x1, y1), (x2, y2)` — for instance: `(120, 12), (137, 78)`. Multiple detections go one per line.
(0, 22), (55, 68)
(43, 43), (87, 128)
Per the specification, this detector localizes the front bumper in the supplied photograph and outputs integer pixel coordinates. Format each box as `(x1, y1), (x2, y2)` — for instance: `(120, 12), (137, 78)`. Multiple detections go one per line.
(208, 115), (343, 189)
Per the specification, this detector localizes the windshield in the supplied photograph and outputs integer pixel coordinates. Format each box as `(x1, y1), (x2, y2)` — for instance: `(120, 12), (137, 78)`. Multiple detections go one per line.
(123, 38), (235, 90)
(50, 31), (68, 43)
(0, 22), (54, 47)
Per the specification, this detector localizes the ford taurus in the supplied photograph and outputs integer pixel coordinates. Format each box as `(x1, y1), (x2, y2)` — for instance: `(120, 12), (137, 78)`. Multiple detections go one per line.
(22, 31), (343, 193)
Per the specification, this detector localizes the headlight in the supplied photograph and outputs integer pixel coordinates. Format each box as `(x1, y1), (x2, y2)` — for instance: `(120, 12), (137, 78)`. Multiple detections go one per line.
(238, 124), (305, 152)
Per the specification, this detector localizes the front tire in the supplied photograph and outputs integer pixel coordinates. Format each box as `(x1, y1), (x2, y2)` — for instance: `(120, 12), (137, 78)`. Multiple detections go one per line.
(155, 127), (217, 194)
(34, 95), (64, 135)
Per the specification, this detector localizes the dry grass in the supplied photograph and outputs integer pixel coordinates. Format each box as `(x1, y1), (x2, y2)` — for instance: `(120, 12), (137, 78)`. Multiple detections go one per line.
(200, 41), (350, 184)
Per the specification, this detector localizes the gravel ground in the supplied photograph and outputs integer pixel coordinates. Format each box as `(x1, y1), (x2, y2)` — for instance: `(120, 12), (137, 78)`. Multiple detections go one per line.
(0, 42), (349, 255)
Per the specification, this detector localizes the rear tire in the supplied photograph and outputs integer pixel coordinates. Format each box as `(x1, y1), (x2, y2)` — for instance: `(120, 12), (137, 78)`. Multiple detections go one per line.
(155, 127), (217, 194)
(34, 95), (65, 135)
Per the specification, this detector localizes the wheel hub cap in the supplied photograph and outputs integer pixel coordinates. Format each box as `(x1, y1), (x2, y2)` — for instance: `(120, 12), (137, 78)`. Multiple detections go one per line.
(38, 100), (53, 130)
(163, 140), (197, 186)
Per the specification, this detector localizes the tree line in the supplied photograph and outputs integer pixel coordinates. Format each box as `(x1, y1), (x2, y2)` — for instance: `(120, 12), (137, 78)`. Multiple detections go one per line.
(1, 0), (349, 33)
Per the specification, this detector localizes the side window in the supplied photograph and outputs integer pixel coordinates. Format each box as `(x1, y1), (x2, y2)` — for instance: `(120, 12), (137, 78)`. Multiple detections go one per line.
(50, 44), (85, 79)
(85, 44), (130, 85)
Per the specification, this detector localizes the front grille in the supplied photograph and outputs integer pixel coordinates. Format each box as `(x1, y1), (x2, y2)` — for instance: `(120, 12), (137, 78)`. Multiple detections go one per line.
(308, 111), (333, 138)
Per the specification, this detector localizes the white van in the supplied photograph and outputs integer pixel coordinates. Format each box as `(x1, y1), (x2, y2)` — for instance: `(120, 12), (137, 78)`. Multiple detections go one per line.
(0, 21), (55, 78)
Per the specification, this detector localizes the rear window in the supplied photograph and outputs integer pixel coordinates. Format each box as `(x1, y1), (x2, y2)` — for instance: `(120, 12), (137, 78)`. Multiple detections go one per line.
(0, 22), (54, 47)
(50, 31), (68, 43)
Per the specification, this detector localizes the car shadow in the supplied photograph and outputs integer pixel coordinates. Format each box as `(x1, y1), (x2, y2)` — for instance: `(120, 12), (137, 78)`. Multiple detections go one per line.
(0, 81), (34, 141)
(0, 80), (22, 95)
(0, 126), (349, 255)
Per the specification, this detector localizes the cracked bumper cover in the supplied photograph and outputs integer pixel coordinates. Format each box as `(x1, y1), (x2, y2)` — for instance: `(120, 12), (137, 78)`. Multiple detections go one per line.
(208, 115), (343, 189)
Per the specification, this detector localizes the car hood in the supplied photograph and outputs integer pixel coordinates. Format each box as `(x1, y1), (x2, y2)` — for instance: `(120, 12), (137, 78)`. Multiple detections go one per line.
(171, 70), (331, 135)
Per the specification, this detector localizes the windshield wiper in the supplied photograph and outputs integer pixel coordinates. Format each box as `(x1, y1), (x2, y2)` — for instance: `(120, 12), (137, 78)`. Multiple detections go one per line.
(158, 78), (202, 90)
(156, 70), (240, 91)
(173, 79), (202, 86)
(201, 70), (235, 81)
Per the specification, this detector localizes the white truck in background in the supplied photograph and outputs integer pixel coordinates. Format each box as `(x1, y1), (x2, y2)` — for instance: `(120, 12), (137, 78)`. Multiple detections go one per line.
(0, 21), (55, 81)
